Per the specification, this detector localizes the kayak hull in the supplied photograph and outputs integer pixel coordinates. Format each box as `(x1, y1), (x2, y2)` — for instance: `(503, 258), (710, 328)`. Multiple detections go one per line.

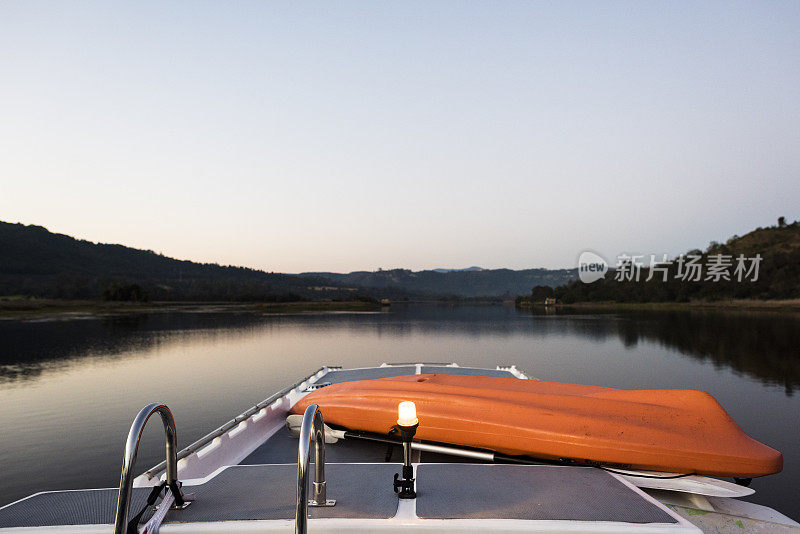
(291, 373), (782, 477)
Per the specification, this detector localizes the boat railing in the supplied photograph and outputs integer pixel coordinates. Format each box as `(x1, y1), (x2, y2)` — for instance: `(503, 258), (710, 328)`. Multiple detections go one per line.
(142, 367), (328, 481)
(295, 403), (335, 534)
(113, 403), (188, 534)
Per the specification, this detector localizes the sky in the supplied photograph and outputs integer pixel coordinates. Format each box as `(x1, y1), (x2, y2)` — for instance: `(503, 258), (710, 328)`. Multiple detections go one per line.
(1, 1), (798, 273)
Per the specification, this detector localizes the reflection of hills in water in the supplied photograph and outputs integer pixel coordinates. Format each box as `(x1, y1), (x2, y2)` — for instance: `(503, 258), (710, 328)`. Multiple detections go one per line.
(382, 306), (800, 395)
(518, 308), (800, 396)
(611, 310), (800, 396)
(0, 313), (272, 383)
(1, 306), (798, 394)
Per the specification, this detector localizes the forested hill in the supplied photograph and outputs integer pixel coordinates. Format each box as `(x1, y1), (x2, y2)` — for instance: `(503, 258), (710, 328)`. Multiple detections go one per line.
(0, 222), (373, 301)
(549, 218), (800, 303)
(302, 268), (576, 298)
(0, 222), (575, 301)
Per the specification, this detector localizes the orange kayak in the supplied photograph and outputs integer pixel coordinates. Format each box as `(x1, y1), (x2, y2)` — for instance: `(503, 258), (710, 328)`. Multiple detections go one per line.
(291, 374), (782, 477)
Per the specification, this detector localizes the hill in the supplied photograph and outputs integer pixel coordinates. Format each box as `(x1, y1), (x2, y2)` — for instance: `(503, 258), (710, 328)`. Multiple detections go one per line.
(302, 267), (576, 298)
(0, 221), (574, 302)
(544, 218), (800, 304)
(0, 222), (380, 302)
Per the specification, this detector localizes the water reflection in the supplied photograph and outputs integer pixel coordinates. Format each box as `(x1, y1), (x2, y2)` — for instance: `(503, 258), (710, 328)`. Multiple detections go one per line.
(2, 307), (799, 394)
(615, 311), (800, 396)
(518, 308), (800, 395)
(0, 313), (272, 383)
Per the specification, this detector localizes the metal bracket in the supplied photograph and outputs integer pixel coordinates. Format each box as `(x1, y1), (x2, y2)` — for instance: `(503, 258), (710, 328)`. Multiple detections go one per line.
(171, 493), (194, 510)
(393, 471), (416, 499)
(308, 499), (337, 507)
(309, 481), (336, 507)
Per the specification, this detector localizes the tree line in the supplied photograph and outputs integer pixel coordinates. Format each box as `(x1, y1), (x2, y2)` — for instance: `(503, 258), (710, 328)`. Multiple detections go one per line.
(520, 218), (800, 304)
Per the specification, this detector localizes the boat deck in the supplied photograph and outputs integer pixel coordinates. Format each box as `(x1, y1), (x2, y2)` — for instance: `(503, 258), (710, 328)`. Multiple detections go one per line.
(317, 364), (523, 384)
(0, 464), (683, 530)
(0, 363), (774, 533)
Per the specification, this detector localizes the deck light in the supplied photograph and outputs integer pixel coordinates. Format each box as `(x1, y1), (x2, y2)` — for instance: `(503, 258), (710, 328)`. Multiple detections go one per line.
(393, 401), (419, 499)
(397, 401), (418, 427)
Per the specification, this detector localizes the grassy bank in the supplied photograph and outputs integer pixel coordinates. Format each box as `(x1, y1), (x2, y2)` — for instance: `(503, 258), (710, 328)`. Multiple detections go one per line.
(0, 298), (382, 318)
(534, 299), (800, 312)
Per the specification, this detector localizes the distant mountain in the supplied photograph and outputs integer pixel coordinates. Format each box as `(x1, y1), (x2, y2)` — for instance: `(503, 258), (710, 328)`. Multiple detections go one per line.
(0, 222), (382, 302)
(301, 267), (576, 298)
(0, 222), (573, 302)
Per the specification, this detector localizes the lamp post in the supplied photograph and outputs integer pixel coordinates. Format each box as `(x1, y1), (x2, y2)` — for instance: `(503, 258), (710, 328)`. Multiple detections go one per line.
(393, 401), (418, 499)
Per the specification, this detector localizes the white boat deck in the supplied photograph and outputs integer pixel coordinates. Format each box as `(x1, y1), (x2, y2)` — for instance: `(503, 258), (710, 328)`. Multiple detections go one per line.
(0, 363), (797, 533)
(0, 463), (693, 533)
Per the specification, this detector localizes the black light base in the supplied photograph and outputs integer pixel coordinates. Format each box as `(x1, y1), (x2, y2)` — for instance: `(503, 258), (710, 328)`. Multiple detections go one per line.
(392, 422), (418, 499)
(393, 471), (416, 499)
(396, 422), (418, 442)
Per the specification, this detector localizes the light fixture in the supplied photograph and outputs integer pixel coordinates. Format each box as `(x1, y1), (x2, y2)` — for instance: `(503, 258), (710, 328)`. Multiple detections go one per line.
(397, 401), (418, 427)
(393, 400), (419, 499)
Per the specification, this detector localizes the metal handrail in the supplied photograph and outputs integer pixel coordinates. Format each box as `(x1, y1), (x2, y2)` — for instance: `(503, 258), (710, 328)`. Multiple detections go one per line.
(113, 403), (187, 534)
(296, 404), (335, 534)
(142, 367), (328, 481)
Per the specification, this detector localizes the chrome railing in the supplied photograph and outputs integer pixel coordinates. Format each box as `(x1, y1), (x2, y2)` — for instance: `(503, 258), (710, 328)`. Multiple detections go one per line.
(113, 403), (188, 534)
(296, 404), (335, 534)
(142, 367), (330, 481)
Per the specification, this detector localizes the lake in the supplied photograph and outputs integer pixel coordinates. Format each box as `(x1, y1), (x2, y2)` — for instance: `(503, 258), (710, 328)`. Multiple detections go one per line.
(0, 304), (798, 519)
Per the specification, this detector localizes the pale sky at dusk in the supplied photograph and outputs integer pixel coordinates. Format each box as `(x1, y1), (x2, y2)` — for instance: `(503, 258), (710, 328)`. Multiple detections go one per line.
(1, 1), (798, 273)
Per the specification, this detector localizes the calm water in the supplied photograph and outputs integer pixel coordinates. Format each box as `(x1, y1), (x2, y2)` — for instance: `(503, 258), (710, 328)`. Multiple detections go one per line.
(1, 304), (798, 518)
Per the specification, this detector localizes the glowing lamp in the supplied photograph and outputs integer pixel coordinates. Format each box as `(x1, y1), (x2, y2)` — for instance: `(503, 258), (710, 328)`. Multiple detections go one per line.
(397, 401), (418, 427)
(393, 400), (419, 499)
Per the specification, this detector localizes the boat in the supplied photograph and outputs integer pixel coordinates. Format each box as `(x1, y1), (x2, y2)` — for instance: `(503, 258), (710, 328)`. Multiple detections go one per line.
(0, 363), (797, 533)
(290, 373), (782, 477)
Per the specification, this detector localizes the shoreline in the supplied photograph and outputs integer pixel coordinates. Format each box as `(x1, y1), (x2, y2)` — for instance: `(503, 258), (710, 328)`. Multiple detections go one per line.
(0, 299), (383, 319)
(518, 299), (800, 312)
(4, 297), (800, 319)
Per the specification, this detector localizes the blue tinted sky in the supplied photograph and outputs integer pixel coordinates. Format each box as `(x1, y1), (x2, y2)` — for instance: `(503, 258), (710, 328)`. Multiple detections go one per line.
(1, 1), (798, 272)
